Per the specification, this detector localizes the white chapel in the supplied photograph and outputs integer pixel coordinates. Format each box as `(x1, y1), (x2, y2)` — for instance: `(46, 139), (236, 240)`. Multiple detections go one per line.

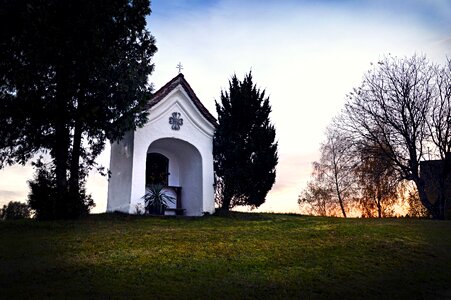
(107, 73), (217, 216)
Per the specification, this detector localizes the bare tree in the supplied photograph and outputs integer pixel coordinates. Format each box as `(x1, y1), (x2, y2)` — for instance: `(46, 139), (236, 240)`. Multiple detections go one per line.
(299, 176), (334, 217)
(354, 141), (398, 218)
(343, 55), (450, 219)
(299, 128), (357, 218)
(430, 58), (451, 159)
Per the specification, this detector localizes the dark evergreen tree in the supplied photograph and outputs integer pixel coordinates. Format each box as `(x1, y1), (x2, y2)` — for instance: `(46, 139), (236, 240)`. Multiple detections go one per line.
(214, 72), (278, 210)
(0, 0), (157, 218)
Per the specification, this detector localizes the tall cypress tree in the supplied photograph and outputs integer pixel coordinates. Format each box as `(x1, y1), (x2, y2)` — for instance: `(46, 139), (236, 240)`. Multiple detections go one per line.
(214, 72), (278, 210)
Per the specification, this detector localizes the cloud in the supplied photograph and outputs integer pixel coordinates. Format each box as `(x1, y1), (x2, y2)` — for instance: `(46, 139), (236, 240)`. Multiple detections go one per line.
(0, 164), (34, 206)
(247, 152), (318, 214)
(0, 190), (23, 206)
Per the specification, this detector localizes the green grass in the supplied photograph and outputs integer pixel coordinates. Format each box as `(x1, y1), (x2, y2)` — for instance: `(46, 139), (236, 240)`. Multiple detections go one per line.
(1, 213), (450, 299)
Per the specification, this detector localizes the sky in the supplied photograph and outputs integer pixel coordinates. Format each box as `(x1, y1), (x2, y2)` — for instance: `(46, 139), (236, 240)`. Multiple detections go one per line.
(0, 0), (450, 214)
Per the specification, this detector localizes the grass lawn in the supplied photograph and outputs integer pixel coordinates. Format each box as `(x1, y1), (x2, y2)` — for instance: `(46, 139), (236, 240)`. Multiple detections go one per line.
(0, 213), (450, 299)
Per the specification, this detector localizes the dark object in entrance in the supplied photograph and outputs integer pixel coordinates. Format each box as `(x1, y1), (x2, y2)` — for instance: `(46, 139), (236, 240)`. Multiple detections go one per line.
(146, 153), (169, 186)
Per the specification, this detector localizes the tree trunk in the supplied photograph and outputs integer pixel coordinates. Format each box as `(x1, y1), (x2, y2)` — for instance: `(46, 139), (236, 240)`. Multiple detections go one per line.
(54, 121), (69, 218)
(377, 187), (382, 218)
(221, 194), (231, 211)
(220, 186), (232, 211)
(69, 120), (82, 199)
(334, 175), (347, 218)
(53, 64), (70, 219)
(337, 193), (347, 218)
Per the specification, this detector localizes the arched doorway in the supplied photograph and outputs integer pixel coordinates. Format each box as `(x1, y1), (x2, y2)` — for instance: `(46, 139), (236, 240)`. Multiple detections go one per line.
(147, 138), (203, 216)
(146, 153), (169, 187)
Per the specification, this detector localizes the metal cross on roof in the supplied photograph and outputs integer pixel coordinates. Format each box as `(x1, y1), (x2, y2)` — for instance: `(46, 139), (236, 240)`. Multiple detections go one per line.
(176, 62), (183, 73)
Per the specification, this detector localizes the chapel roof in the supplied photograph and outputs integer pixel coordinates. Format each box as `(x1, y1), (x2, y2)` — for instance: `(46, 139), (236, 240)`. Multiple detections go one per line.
(148, 73), (217, 126)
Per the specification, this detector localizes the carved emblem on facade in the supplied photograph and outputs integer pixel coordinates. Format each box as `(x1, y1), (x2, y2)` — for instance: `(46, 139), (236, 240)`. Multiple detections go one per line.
(169, 112), (183, 130)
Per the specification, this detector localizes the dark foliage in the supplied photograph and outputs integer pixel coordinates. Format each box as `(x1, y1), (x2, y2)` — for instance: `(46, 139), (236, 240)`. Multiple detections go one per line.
(27, 160), (94, 220)
(214, 72), (278, 210)
(0, 0), (157, 218)
(0, 201), (31, 220)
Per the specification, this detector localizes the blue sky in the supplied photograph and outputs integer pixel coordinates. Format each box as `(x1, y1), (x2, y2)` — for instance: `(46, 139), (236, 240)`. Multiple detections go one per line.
(0, 0), (449, 213)
(152, 0), (450, 30)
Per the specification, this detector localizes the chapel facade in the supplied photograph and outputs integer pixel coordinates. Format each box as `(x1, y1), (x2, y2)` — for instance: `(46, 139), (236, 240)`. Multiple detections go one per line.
(107, 73), (216, 216)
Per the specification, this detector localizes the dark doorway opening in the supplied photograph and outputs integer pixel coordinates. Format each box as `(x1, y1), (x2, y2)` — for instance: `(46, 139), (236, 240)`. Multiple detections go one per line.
(146, 153), (169, 186)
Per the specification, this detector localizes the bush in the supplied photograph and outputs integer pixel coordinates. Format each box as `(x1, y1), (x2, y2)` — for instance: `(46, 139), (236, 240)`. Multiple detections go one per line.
(27, 159), (94, 220)
(0, 201), (31, 220)
(27, 160), (57, 220)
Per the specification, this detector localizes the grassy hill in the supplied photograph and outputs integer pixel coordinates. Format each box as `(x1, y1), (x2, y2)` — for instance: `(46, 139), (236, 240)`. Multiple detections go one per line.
(1, 213), (450, 299)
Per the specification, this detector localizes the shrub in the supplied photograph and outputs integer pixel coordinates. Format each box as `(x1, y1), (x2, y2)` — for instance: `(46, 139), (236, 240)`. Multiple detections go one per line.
(27, 160), (56, 220)
(27, 159), (94, 220)
(0, 201), (31, 220)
